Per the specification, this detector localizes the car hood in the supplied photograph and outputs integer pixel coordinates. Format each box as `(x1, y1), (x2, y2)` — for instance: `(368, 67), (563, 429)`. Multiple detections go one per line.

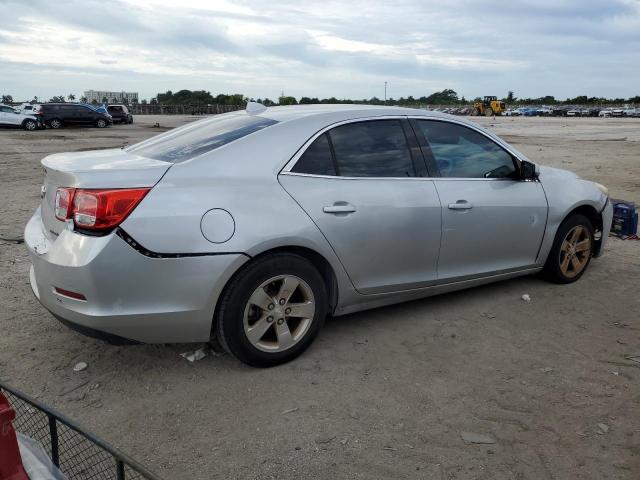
(537, 165), (580, 181)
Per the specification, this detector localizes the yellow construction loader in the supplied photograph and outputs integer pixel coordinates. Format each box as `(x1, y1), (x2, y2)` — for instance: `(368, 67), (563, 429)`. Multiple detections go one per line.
(472, 96), (506, 116)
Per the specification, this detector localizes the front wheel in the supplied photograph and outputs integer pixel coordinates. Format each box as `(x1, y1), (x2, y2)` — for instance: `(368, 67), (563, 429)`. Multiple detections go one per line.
(215, 253), (328, 367)
(23, 119), (37, 131)
(544, 214), (594, 283)
(49, 118), (62, 129)
(96, 118), (107, 128)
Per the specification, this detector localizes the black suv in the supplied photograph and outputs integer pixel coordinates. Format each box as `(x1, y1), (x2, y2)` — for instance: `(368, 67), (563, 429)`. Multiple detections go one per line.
(107, 104), (133, 124)
(40, 103), (113, 129)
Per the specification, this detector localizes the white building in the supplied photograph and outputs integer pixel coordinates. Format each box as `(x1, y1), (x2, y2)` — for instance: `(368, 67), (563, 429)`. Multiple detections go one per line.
(84, 90), (138, 104)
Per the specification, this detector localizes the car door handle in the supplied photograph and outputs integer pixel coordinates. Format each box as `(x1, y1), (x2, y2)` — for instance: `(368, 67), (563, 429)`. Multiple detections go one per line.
(448, 200), (473, 210)
(323, 204), (357, 214)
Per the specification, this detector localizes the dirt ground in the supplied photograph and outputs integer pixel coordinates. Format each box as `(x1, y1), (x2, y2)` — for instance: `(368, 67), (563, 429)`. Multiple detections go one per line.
(1, 115), (639, 480)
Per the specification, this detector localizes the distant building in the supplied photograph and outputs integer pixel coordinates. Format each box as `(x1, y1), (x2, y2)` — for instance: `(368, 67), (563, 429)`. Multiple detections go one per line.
(83, 90), (138, 104)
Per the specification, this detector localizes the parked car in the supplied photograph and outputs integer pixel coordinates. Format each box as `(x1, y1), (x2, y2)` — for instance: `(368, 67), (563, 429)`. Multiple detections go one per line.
(17, 103), (41, 114)
(504, 108), (521, 116)
(519, 107), (538, 116)
(566, 109), (581, 117)
(107, 104), (133, 124)
(25, 104), (613, 366)
(552, 108), (568, 116)
(598, 109), (612, 117)
(537, 106), (553, 116)
(611, 108), (624, 117)
(40, 103), (113, 129)
(0, 104), (43, 130)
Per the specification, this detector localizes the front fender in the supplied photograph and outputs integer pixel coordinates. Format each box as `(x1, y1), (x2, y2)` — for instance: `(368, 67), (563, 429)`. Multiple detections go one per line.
(536, 174), (608, 264)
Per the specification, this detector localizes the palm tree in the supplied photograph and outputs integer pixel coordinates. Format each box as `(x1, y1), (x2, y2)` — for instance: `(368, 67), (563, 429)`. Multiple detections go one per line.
(68, 93), (76, 102)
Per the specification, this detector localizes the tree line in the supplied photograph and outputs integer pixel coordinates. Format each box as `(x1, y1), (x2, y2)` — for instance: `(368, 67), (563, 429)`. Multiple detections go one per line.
(2, 89), (639, 107)
(142, 89), (640, 106)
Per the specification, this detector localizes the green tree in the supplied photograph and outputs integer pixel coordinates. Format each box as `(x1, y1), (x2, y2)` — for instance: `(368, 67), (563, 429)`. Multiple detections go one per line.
(423, 89), (459, 105)
(80, 96), (87, 103)
(1, 94), (13, 104)
(101, 96), (108, 103)
(506, 91), (515, 103)
(67, 93), (75, 102)
(278, 95), (298, 105)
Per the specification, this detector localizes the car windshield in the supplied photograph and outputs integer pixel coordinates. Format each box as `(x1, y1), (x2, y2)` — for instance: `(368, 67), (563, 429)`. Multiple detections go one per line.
(126, 114), (279, 163)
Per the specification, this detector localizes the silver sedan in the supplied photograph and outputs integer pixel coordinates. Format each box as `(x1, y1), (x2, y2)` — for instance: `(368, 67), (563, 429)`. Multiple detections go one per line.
(25, 104), (613, 366)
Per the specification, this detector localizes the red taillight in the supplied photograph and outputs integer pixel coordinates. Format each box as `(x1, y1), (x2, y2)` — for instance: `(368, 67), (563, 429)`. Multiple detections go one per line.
(54, 187), (150, 232)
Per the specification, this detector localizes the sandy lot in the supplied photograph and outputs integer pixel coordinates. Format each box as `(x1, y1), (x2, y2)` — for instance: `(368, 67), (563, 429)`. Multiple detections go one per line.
(1, 115), (639, 480)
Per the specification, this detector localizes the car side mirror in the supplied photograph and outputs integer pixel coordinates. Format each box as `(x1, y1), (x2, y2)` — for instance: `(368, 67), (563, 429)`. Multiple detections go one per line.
(520, 160), (538, 180)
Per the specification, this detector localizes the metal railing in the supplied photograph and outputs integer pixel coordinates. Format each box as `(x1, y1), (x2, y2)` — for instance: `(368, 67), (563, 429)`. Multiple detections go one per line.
(0, 381), (162, 480)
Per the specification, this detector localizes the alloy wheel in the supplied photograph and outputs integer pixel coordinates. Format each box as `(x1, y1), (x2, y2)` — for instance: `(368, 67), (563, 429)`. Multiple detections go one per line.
(243, 275), (315, 353)
(559, 225), (592, 278)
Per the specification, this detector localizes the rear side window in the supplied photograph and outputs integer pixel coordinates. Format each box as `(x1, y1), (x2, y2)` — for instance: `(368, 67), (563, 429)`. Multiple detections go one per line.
(126, 114), (279, 163)
(291, 133), (336, 176)
(329, 120), (414, 177)
(417, 120), (517, 179)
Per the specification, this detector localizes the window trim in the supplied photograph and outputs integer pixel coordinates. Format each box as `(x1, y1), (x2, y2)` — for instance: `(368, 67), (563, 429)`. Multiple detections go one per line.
(281, 115), (528, 181)
(281, 116), (424, 180)
(409, 117), (524, 181)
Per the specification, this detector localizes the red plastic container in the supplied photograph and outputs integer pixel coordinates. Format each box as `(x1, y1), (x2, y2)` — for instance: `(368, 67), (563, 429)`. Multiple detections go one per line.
(0, 392), (29, 480)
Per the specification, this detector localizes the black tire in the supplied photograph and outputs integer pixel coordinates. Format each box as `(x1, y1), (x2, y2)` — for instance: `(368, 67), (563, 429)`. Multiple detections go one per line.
(49, 118), (62, 129)
(23, 119), (37, 131)
(96, 118), (107, 128)
(543, 214), (594, 284)
(215, 253), (328, 367)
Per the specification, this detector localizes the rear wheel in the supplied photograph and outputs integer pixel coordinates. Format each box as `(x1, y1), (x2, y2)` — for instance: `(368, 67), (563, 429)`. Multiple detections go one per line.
(544, 214), (594, 283)
(484, 106), (493, 116)
(472, 108), (481, 116)
(49, 118), (62, 129)
(215, 253), (328, 367)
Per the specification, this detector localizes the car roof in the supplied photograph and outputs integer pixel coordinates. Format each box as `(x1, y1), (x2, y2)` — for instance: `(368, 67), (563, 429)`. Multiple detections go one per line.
(258, 104), (453, 124)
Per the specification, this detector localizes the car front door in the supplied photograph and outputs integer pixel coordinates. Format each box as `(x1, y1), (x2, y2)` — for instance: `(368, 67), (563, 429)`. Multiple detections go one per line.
(412, 119), (548, 281)
(279, 118), (442, 294)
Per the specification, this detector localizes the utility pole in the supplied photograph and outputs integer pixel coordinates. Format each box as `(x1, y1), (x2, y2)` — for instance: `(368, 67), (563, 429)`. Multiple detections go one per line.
(384, 81), (388, 105)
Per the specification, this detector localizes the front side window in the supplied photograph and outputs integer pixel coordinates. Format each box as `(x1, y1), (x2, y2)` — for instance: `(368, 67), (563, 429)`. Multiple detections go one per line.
(417, 120), (517, 179)
(126, 114), (279, 163)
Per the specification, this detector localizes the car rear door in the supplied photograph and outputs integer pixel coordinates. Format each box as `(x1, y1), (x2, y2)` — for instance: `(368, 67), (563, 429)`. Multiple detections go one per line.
(279, 118), (442, 295)
(412, 118), (548, 281)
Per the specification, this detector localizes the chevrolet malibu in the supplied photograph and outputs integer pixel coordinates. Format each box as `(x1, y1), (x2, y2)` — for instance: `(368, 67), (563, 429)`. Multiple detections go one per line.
(25, 104), (613, 366)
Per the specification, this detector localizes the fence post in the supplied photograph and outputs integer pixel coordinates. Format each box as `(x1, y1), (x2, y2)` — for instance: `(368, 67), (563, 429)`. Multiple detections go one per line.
(48, 414), (59, 467)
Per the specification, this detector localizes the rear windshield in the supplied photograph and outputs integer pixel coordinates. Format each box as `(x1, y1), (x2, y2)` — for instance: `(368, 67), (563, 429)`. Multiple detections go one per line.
(126, 114), (279, 163)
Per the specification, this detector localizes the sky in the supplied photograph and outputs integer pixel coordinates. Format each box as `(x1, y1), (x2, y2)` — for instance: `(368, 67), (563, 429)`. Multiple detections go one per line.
(1, 0), (639, 102)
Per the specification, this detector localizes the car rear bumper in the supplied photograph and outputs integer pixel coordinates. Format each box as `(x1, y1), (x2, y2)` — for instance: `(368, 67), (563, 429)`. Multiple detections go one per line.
(25, 207), (248, 343)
